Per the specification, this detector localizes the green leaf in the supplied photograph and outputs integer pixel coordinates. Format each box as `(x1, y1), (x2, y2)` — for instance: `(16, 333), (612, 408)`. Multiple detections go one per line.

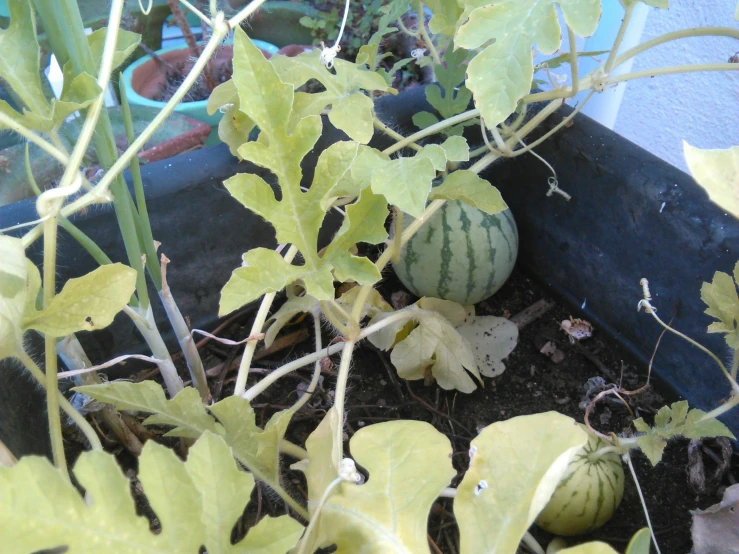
(208, 397), (293, 485)
(220, 248), (314, 316)
(632, 401), (734, 465)
(454, 412), (588, 554)
(271, 49), (389, 143)
(701, 262), (739, 348)
(22, 263), (136, 337)
(0, 237), (30, 360)
(0, 0), (50, 122)
(222, 34), (391, 310)
(427, 45), (472, 118)
(0, 236), (27, 298)
(87, 28), (141, 72)
(425, 0), (465, 35)
(292, 407), (342, 515)
(430, 170), (507, 214)
(75, 381), (221, 438)
(206, 79), (256, 157)
(684, 142), (739, 219)
(440, 136), (470, 162)
(187, 432), (302, 554)
(457, 0), (601, 126)
(371, 156), (437, 218)
(298, 420), (455, 554)
(75, 381), (293, 488)
(624, 528), (652, 554)
(264, 294), (319, 347)
(391, 305), (481, 392)
(0, 433), (302, 553)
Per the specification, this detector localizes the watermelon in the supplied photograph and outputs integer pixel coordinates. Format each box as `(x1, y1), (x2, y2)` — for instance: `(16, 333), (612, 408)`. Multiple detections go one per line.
(537, 433), (625, 536)
(392, 201), (518, 304)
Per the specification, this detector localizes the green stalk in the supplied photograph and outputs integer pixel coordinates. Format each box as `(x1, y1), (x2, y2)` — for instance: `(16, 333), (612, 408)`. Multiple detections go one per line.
(42, 215), (67, 477)
(119, 82), (162, 289)
(417, 0), (441, 66)
(233, 245), (299, 397)
(610, 63), (739, 84)
(604, 2), (635, 73)
(33, 0), (149, 309)
(16, 350), (102, 452)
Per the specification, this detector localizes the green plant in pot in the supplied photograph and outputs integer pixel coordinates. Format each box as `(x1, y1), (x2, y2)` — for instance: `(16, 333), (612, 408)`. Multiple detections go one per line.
(0, 0), (738, 552)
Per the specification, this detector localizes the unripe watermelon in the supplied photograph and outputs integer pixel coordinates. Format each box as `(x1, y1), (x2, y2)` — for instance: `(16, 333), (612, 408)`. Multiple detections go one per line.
(537, 433), (625, 536)
(392, 201), (518, 304)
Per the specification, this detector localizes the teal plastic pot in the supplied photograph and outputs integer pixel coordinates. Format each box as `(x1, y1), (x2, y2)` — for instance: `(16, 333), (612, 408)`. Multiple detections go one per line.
(121, 39), (278, 127)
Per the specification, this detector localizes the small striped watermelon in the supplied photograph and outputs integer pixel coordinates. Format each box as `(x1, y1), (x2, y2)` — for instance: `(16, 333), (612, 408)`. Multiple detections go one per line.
(392, 201), (518, 304)
(537, 433), (625, 536)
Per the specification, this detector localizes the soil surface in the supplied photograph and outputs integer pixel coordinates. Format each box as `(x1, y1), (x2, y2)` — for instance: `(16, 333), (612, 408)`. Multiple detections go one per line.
(68, 266), (738, 553)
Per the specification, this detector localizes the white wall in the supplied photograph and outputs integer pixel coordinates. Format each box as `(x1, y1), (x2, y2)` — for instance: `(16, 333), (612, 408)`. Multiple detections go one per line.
(612, 1), (739, 173)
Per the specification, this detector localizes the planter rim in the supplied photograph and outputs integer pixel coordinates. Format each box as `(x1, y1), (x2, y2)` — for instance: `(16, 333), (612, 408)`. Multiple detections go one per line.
(120, 38), (279, 114)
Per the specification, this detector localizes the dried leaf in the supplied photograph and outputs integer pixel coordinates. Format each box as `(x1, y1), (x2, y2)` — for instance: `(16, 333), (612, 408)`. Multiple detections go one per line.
(691, 484), (739, 554)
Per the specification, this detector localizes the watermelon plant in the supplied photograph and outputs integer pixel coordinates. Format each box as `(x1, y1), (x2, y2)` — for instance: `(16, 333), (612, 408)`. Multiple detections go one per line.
(0, 0), (738, 552)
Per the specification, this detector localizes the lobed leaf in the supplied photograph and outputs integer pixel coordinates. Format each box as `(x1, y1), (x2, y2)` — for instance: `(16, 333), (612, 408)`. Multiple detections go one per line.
(624, 528), (652, 554)
(454, 412), (588, 554)
(430, 170), (507, 215)
(299, 420), (455, 554)
(456, 312), (519, 378)
(271, 49), (389, 143)
(23, 263), (137, 337)
(633, 401), (734, 465)
(75, 381), (292, 486)
(371, 156), (437, 218)
(0, 432), (302, 553)
(701, 260), (739, 347)
(558, 543), (620, 554)
(221, 32), (391, 311)
(456, 0), (601, 127)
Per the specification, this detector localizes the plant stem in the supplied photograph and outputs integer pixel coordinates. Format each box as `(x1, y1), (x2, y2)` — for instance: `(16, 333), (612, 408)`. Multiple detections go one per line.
(296, 477), (343, 554)
(604, 2), (635, 73)
(417, 0), (441, 66)
(625, 453), (662, 554)
(732, 349), (739, 381)
(178, 0), (212, 26)
(382, 109), (480, 155)
(119, 82), (162, 289)
(332, 340), (355, 467)
(0, 112), (68, 164)
(280, 440), (309, 460)
(373, 117), (423, 152)
(233, 245), (299, 397)
(228, 0), (270, 28)
(522, 533), (545, 554)
(244, 309), (423, 401)
(610, 62), (739, 84)
(159, 255), (209, 400)
(22, 21), (231, 241)
(567, 26), (579, 96)
(642, 307), (739, 394)
(42, 215), (67, 477)
(613, 27), (739, 68)
(16, 350), (102, 452)
(698, 394), (739, 422)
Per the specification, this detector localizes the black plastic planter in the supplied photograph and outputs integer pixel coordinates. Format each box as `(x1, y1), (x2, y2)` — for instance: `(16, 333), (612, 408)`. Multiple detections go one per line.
(1, 86), (737, 460)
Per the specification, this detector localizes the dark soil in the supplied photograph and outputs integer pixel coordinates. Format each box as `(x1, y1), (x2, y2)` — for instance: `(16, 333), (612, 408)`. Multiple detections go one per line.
(70, 265), (738, 553)
(155, 59), (232, 103)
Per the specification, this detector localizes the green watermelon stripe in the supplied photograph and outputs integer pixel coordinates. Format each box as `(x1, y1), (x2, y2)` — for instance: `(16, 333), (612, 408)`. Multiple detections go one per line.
(437, 203), (453, 299)
(403, 233), (419, 294)
(501, 209), (518, 262)
(457, 205), (477, 303)
(480, 216), (498, 296)
(489, 211), (513, 263)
